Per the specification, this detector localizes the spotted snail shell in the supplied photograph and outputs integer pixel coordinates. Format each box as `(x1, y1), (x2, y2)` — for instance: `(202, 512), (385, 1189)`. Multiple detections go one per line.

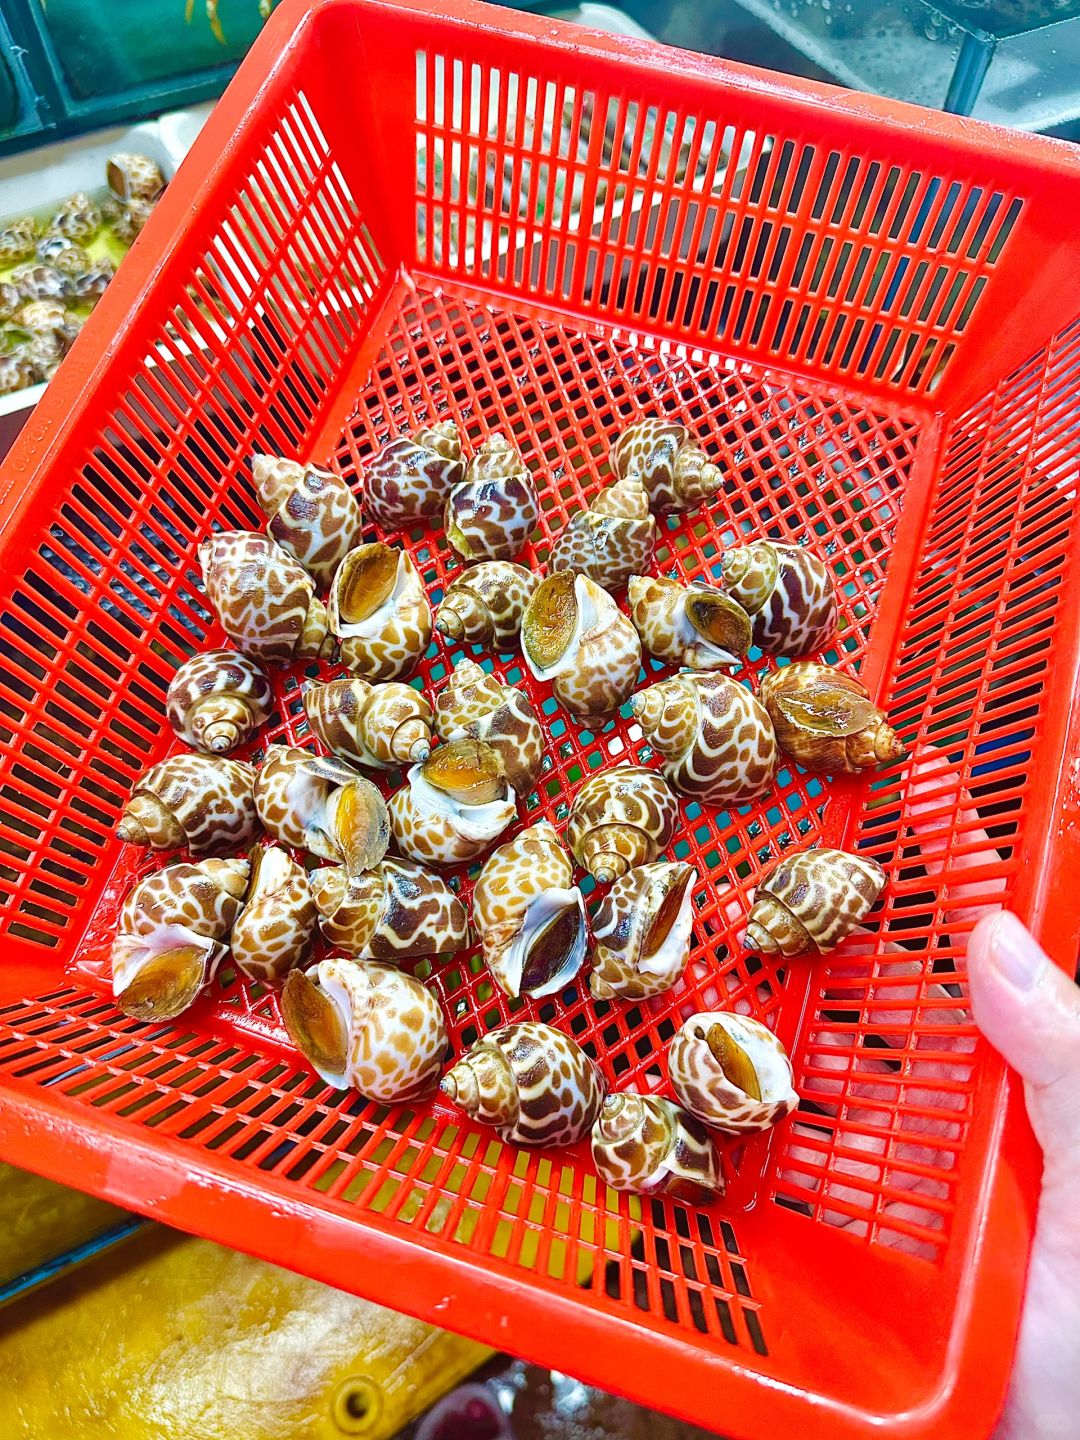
(46, 192), (102, 242)
(522, 571), (641, 720)
(566, 766), (679, 885)
(199, 532), (333, 666)
(472, 822), (587, 1000)
(364, 420), (465, 530)
(611, 419), (722, 515)
(388, 739), (517, 867)
(445, 432), (539, 563)
(34, 235), (90, 274)
(433, 658), (543, 796)
(0, 281), (20, 322)
(669, 1013), (798, 1134)
(252, 454), (364, 589)
(117, 753), (260, 856)
(441, 1022), (605, 1147)
(744, 847), (885, 957)
(10, 263), (69, 303)
(589, 862), (697, 1001)
(304, 678), (434, 770)
(434, 561), (538, 651)
(106, 152), (165, 205)
(328, 543), (432, 682)
(0, 216), (38, 266)
(110, 196), (155, 244)
(547, 475), (656, 591)
(111, 857), (248, 1021)
(759, 662), (905, 774)
(628, 575), (752, 671)
(166, 649), (273, 755)
(254, 745), (390, 874)
(311, 858), (468, 960)
(591, 1093), (722, 1202)
(721, 541), (836, 658)
(631, 672), (776, 807)
(282, 958), (446, 1100)
(230, 845), (316, 985)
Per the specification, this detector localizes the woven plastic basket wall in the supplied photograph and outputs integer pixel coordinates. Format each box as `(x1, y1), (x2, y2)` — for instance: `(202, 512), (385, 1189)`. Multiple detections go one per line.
(1, 2), (1079, 1435)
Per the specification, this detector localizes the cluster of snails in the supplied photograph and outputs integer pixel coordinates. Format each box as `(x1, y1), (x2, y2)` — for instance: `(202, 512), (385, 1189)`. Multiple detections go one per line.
(108, 411), (904, 1207)
(0, 152), (165, 396)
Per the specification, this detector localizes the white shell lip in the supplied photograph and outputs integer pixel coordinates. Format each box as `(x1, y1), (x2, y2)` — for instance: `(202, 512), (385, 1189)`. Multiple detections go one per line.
(687, 1011), (797, 1105)
(498, 887), (587, 999)
(405, 764), (517, 841)
(111, 921), (217, 996)
(638, 866), (696, 979)
(523, 573), (597, 682)
(305, 957), (356, 1090)
(332, 550), (413, 640)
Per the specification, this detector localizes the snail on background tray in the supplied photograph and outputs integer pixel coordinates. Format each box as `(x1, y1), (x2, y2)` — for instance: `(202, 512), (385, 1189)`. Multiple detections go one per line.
(591, 1093), (722, 1201)
(759, 662), (905, 774)
(199, 531), (333, 666)
(282, 958), (447, 1101)
(433, 658), (543, 796)
(631, 672), (776, 807)
(721, 540), (836, 658)
(45, 192), (102, 243)
(522, 571), (641, 720)
(328, 542), (432, 682)
(628, 575), (752, 670)
(744, 847), (886, 957)
(434, 561), (538, 651)
(254, 745), (389, 874)
(311, 858), (469, 961)
(566, 766), (679, 884)
(0, 216), (38, 266)
(547, 475), (656, 590)
(441, 1022), (605, 1147)
(253, 454), (364, 589)
(611, 418), (723, 515)
(364, 420), (465, 531)
(166, 649), (273, 755)
(106, 152), (165, 205)
(304, 678), (434, 770)
(589, 861), (697, 1001)
(668, 1012), (798, 1134)
(388, 739), (517, 867)
(117, 753), (260, 856)
(230, 845), (316, 985)
(445, 432), (539, 563)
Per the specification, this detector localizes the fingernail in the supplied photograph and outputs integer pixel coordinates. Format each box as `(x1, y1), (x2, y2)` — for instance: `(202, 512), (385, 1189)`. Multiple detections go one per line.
(987, 911), (1046, 992)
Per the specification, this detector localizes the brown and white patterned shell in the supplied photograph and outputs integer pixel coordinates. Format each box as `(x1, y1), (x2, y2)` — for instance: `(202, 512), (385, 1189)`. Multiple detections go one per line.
(631, 672), (776, 807)
(253, 454), (364, 589)
(627, 575), (752, 671)
(106, 152), (165, 204)
(668, 1012), (798, 1134)
(328, 543), (432, 682)
(434, 561), (538, 651)
(591, 1093), (722, 1201)
(364, 421), (465, 530)
(566, 766), (679, 885)
(254, 745), (390, 874)
(0, 216), (38, 266)
(441, 1022), (605, 1147)
(759, 662), (905, 774)
(166, 649), (274, 755)
(230, 845), (316, 985)
(547, 476), (656, 591)
(67, 259), (114, 302)
(110, 196), (155, 244)
(589, 862), (697, 1001)
(721, 541), (836, 658)
(445, 432), (539, 563)
(111, 857), (248, 1020)
(305, 678), (434, 770)
(611, 419), (723, 515)
(10, 263), (69, 303)
(388, 740), (517, 867)
(472, 821), (587, 999)
(0, 281), (21, 322)
(199, 531), (333, 666)
(282, 958), (447, 1100)
(34, 235), (91, 275)
(46, 193), (102, 242)
(311, 858), (468, 960)
(433, 658), (543, 796)
(521, 571), (641, 720)
(745, 847), (886, 957)
(0, 351), (35, 395)
(117, 753), (260, 856)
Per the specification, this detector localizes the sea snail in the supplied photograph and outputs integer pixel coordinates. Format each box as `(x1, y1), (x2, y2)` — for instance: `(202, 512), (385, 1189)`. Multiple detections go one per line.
(199, 531), (334, 666)
(566, 766), (679, 885)
(547, 475), (656, 591)
(472, 822), (587, 1000)
(230, 845), (316, 985)
(282, 958), (447, 1101)
(721, 541), (836, 658)
(433, 658), (543, 797)
(591, 1093), (723, 1202)
(434, 561), (538, 651)
(759, 662), (905, 774)
(328, 542), (433, 682)
(611, 418), (723, 515)
(117, 753), (260, 856)
(522, 571), (642, 720)
(111, 858), (248, 1021)
(628, 575), (752, 671)
(252, 453), (363, 589)
(166, 649), (273, 755)
(744, 847), (886, 957)
(441, 1023), (605, 1147)
(310, 858), (468, 961)
(589, 861), (697, 1001)
(253, 745), (390, 874)
(631, 672), (776, 807)
(388, 739), (517, 867)
(445, 432), (539, 563)
(668, 1012), (798, 1134)
(364, 420), (465, 531)
(106, 152), (165, 205)
(304, 678), (434, 770)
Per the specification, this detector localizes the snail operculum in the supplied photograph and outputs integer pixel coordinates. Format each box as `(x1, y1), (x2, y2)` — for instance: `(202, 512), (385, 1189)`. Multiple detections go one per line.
(281, 967), (349, 1078)
(114, 941), (214, 1021)
(669, 1011), (798, 1133)
(521, 569), (578, 672)
(334, 543), (400, 627)
(683, 588), (753, 664)
(421, 739), (509, 807)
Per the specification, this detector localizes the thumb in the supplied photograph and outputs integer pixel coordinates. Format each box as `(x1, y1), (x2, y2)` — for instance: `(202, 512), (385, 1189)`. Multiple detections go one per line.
(968, 910), (1080, 1169)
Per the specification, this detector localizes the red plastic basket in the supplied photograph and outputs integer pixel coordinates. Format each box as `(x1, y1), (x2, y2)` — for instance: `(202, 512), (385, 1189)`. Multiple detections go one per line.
(1, 2), (1078, 1434)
